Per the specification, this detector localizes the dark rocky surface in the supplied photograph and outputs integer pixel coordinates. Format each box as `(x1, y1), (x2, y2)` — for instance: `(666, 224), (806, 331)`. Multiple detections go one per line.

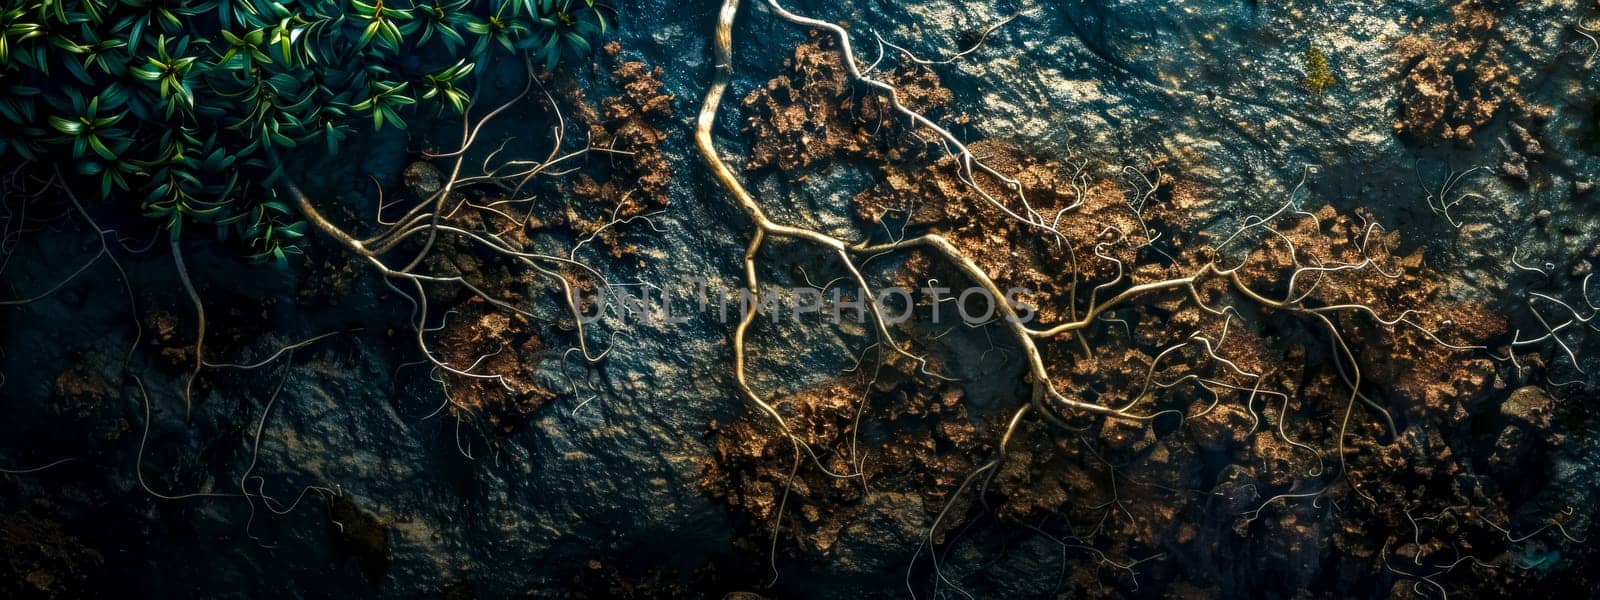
(4, 0), (1600, 597)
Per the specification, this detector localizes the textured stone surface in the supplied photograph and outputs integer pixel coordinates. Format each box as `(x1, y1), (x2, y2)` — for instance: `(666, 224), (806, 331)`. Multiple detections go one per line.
(3, 0), (1600, 597)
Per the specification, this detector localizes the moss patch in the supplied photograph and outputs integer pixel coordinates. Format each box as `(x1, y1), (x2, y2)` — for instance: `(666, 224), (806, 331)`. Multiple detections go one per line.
(1299, 43), (1337, 98)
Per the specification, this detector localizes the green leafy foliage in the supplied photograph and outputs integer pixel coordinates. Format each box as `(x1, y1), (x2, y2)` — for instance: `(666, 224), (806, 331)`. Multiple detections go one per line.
(0, 0), (612, 265)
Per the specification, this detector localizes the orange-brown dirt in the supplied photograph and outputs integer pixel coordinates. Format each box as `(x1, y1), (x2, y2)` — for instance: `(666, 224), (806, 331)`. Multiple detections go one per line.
(1391, 3), (1539, 145)
(701, 355), (986, 556)
(563, 41), (675, 258)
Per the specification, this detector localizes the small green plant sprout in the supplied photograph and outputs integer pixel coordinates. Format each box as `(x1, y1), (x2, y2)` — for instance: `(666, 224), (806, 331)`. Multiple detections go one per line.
(47, 89), (137, 196)
(421, 59), (475, 114)
(525, 0), (607, 71)
(1300, 42), (1337, 98)
(465, 3), (529, 57)
(240, 199), (307, 266)
(408, 0), (474, 53)
(218, 27), (273, 70)
(132, 35), (197, 118)
(351, 76), (415, 129)
(350, 0), (412, 51)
